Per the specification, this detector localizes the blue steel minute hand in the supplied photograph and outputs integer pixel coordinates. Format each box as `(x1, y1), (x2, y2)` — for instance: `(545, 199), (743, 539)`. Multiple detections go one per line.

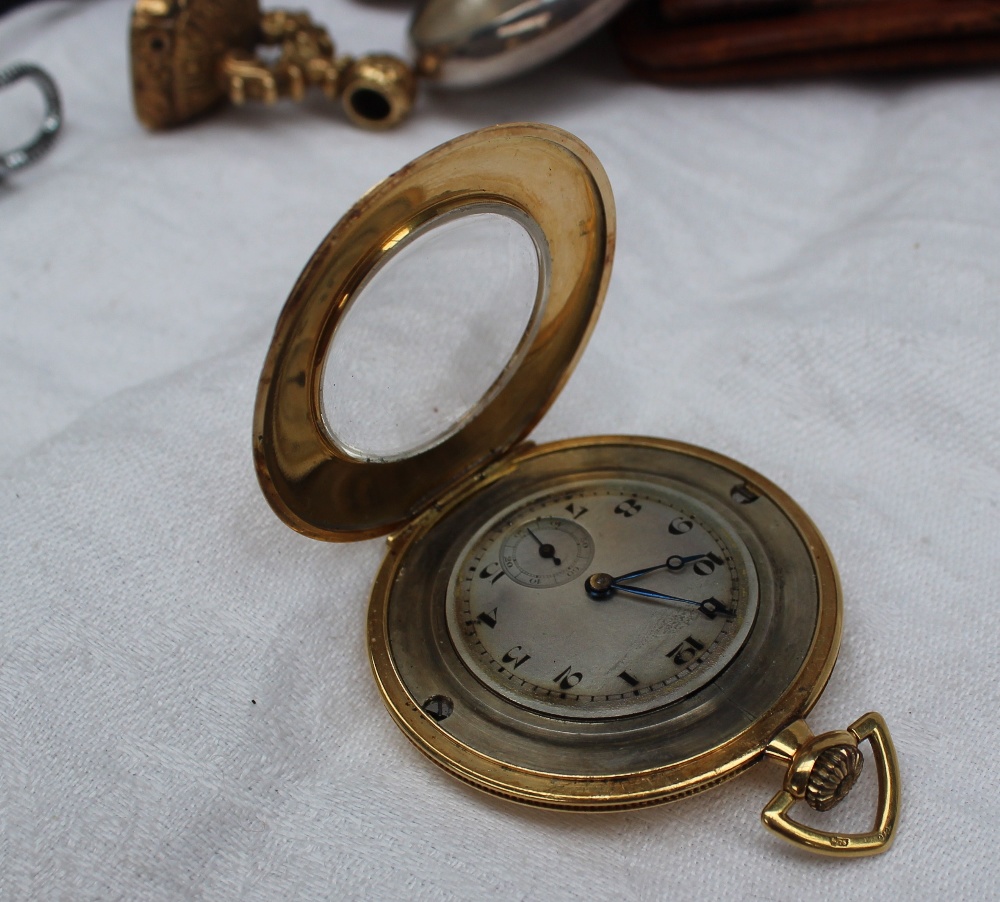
(608, 553), (712, 585)
(583, 552), (713, 608)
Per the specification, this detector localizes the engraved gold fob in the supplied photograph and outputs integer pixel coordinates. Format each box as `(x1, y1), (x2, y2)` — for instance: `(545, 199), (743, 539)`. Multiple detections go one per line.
(130, 0), (416, 131)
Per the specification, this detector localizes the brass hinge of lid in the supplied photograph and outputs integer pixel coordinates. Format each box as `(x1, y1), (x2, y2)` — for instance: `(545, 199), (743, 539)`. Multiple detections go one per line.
(385, 440), (538, 549)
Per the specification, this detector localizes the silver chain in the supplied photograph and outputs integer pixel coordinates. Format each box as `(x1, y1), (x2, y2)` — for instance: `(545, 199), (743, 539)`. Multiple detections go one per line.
(0, 62), (62, 179)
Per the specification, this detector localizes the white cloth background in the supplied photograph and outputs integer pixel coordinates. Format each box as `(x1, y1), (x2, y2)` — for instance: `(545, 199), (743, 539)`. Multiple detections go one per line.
(2, 0), (998, 898)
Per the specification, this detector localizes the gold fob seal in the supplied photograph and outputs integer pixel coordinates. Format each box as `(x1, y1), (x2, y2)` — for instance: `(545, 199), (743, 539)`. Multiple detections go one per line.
(130, 0), (415, 131)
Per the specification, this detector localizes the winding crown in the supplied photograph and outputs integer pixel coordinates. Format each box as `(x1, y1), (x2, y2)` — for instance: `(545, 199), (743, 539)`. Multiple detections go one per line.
(805, 744), (864, 811)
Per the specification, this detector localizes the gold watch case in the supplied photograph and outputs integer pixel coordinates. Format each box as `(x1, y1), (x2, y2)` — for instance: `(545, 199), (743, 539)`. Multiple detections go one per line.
(253, 123), (899, 857)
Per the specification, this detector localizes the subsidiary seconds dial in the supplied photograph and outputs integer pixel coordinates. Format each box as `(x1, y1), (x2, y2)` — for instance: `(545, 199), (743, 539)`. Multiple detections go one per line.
(499, 517), (595, 587)
(447, 479), (760, 719)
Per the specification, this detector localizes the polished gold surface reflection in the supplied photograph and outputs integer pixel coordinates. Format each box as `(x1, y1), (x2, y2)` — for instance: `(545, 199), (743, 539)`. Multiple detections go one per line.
(763, 714), (900, 856)
(253, 124), (614, 540)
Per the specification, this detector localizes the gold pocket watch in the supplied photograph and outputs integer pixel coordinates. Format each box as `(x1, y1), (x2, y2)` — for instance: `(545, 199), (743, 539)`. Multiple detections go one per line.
(253, 123), (900, 857)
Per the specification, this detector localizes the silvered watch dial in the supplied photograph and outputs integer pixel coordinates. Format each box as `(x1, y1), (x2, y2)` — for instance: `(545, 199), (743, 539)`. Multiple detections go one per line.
(446, 479), (759, 718)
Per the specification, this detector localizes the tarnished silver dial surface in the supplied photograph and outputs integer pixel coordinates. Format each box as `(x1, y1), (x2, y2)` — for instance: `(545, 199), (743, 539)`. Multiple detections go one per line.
(446, 479), (759, 718)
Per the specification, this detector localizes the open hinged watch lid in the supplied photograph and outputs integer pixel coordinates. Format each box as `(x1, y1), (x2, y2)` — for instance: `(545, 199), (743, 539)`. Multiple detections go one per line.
(253, 123), (614, 541)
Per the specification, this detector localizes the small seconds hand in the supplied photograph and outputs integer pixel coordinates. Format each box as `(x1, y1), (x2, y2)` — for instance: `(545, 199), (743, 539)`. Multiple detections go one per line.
(526, 525), (561, 566)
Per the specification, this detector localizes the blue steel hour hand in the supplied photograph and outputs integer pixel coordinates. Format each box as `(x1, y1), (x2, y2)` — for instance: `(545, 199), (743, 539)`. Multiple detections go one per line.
(585, 574), (703, 609)
(584, 551), (726, 612)
(584, 570), (735, 618)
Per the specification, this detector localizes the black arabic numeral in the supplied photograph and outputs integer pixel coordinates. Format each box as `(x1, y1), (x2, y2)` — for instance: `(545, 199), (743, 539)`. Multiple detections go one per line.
(554, 666), (583, 690)
(502, 646), (531, 669)
(692, 552), (725, 576)
(614, 499), (642, 518)
(476, 607), (498, 628)
(565, 502), (588, 520)
(479, 561), (505, 585)
(668, 517), (693, 535)
(698, 597), (736, 620)
(667, 636), (705, 666)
